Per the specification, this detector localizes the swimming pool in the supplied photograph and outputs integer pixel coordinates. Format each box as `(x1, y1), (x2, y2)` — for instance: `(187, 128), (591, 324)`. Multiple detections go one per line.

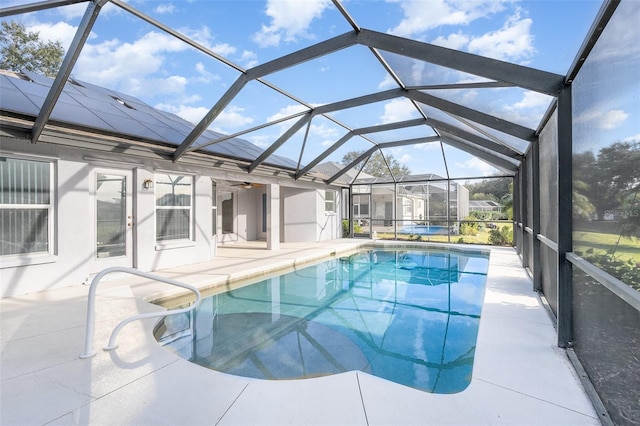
(398, 224), (448, 235)
(156, 247), (489, 394)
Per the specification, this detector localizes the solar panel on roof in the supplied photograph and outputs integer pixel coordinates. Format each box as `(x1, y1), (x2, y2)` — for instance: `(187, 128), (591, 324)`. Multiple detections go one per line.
(147, 127), (189, 145)
(99, 110), (170, 142)
(0, 78), (40, 116)
(120, 107), (176, 128)
(19, 70), (53, 85)
(49, 100), (117, 132)
(7, 75), (50, 98)
(69, 93), (131, 116)
(266, 155), (298, 168)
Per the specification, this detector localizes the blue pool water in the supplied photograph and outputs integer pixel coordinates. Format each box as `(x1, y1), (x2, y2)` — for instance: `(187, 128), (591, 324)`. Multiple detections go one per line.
(157, 248), (489, 394)
(398, 224), (447, 235)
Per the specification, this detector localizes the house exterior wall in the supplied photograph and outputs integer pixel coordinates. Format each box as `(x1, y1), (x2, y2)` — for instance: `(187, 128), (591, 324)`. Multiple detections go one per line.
(317, 189), (341, 241)
(457, 184), (470, 220)
(134, 168), (214, 272)
(281, 187), (341, 242)
(1, 138), (340, 298)
(0, 156), (92, 296)
(0, 139), (217, 297)
(282, 188), (318, 242)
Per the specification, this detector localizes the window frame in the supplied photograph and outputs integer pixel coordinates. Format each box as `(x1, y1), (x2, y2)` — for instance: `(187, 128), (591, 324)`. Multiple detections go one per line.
(0, 155), (55, 260)
(325, 189), (336, 213)
(211, 179), (217, 237)
(154, 172), (194, 243)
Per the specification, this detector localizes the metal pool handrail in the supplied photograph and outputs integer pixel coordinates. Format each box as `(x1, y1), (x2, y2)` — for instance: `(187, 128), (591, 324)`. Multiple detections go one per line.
(79, 266), (201, 359)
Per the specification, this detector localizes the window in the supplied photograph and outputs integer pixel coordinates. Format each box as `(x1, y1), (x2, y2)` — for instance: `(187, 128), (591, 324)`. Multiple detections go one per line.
(325, 190), (336, 213)
(262, 193), (267, 233)
(155, 173), (192, 242)
(211, 180), (217, 237)
(0, 157), (52, 256)
(221, 191), (234, 234)
(353, 194), (369, 216)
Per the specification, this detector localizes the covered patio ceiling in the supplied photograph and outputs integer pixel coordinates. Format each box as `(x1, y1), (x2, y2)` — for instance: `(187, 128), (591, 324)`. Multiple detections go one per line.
(1, 0), (588, 186)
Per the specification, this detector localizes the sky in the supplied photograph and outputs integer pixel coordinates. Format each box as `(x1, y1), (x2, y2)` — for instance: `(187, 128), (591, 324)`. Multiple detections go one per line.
(3, 0), (627, 180)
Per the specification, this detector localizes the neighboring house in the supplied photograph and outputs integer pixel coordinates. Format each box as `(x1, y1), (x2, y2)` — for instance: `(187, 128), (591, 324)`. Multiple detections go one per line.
(0, 70), (342, 297)
(351, 174), (470, 226)
(469, 200), (504, 214)
(312, 165), (470, 233)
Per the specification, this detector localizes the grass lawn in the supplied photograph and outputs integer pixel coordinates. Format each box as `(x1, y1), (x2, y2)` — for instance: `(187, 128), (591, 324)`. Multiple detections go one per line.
(573, 230), (640, 264)
(376, 227), (511, 246)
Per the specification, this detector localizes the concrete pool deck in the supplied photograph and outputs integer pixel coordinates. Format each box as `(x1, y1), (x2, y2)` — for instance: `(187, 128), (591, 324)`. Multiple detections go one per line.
(1, 240), (601, 425)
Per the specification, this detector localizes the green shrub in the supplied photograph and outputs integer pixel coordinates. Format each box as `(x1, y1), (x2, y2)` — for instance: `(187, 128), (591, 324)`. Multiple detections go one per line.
(575, 249), (640, 291)
(460, 221), (478, 236)
(342, 220), (362, 236)
(489, 225), (513, 246)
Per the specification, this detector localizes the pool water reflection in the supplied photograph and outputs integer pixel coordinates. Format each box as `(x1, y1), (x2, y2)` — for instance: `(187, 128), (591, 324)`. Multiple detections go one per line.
(156, 248), (489, 394)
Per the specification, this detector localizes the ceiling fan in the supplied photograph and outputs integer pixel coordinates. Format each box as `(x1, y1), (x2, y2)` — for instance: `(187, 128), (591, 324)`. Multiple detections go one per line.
(231, 182), (263, 189)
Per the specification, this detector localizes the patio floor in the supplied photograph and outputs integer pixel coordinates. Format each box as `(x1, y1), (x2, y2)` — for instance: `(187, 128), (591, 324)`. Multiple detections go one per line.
(1, 240), (600, 425)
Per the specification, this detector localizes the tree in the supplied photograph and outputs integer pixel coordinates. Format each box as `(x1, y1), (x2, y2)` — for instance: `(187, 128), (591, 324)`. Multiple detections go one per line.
(470, 192), (498, 201)
(341, 150), (410, 178)
(0, 21), (64, 77)
(465, 177), (511, 201)
(575, 141), (640, 220)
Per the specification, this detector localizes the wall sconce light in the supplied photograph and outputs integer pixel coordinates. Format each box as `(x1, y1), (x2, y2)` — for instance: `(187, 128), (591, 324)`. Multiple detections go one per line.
(142, 179), (154, 190)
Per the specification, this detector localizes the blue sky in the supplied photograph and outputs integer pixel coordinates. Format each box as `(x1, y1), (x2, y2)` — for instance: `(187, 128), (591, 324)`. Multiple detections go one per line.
(5, 0), (626, 178)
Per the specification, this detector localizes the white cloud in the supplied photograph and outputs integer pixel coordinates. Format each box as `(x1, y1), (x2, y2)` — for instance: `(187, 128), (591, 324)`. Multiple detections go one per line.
(510, 91), (551, 110)
(309, 123), (340, 147)
(399, 154), (413, 164)
(194, 62), (219, 84)
(387, 0), (510, 37)
(252, 0), (331, 47)
(380, 99), (418, 124)
(413, 141), (441, 151)
(599, 109), (628, 130)
(161, 104), (254, 131)
(378, 73), (397, 90)
(56, 2), (88, 20)
(211, 106), (255, 132)
(240, 50), (259, 69)
(249, 134), (273, 148)
(156, 104), (209, 125)
(155, 3), (177, 14)
(623, 133), (640, 143)
(74, 31), (187, 89)
(27, 21), (80, 51)
(267, 104), (310, 122)
(431, 32), (470, 50)
(497, 91), (552, 127)
(467, 12), (535, 61)
(211, 42), (237, 58)
(455, 157), (495, 176)
(588, 0), (640, 63)
(181, 26), (237, 57)
(575, 108), (629, 131)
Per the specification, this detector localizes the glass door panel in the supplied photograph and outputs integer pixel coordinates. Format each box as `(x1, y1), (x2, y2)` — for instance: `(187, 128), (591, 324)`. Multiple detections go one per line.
(90, 168), (133, 273)
(96, 173), (126, 258)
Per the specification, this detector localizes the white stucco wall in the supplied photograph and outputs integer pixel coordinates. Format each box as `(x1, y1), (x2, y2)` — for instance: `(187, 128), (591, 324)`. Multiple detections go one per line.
(282, 187), (318, 242)
(134, 169), (213, 272)
(0, 140), (215, 297)
(281, 187), (341, 242)
(0, 157), (93, 297)
(1, 138), (341, 297)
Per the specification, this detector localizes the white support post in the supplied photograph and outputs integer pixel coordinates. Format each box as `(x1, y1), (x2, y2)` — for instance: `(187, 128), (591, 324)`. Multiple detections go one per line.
(267, 184), (280, 250)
